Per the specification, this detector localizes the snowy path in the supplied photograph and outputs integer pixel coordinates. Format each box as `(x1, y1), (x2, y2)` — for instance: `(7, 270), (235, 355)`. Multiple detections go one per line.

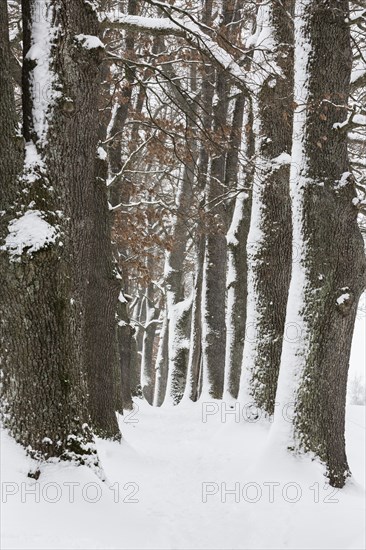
(1, 401), (365, 549)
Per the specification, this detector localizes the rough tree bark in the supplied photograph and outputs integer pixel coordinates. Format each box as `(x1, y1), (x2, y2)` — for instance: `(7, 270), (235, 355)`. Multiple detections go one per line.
(163, 161), (195, 405)
(153, 313), (169, 406)
(274, 0), (366, 487)
(201, 1), (232, 400)
(96, 0), (139, 413)
(154, 119), (197, 405)
(53, 1), (120, 440)
(0, 0), (112, 461)
(239, 0), (294, 415)
(224, 97), (254, 400)
(141, 272), (160, 404)
(183, 13), (214, 402)
(183, 233), (205, 401)
(104, 9), (138, 411)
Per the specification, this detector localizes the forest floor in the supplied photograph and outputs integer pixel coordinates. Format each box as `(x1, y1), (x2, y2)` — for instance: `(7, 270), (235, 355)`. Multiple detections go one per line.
(1, 397), (365, 549)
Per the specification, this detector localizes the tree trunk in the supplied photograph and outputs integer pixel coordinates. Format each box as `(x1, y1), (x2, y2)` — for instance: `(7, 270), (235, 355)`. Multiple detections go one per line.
(201, 71), (228, 399)
(153, 313), (169, 406)
(141, 278), (159, 404)
(164, 297), (192, 405)
(105, 67), (137, 412)
(85, 155), (121, 438)
(239, 0), (294, 415)
(224, 97), (253, 400)
(274, 0), (366, 487)
(0, 0), (21, 204)
(134, 293), (146, 383)
(54, 2), (120, 441)
(116, 294), (134, 410)
(1, 0), (112, 461)
(184, 234), (205, 402)
(201, 0), (244, 400)
(163, 161), (195, 404)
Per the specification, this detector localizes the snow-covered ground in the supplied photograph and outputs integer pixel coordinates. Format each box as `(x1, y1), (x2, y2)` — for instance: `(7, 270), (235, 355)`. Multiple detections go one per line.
(1, 301), (365, 549)
(0, 398), (364, 550)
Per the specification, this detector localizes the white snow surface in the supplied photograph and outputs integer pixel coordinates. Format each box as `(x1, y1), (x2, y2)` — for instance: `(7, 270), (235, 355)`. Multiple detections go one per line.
(1, 401), (364, 549)
(97, 146), (107, 160)
(337, 292), (351, 305)
(26, 1), (61, 144)
(23, 141), (46, 183)
(74, 34), (105, 49)
(3, 210), (58, 258)
(270, 0), (313, 446)
(246, 2), (280, 91)
(164, 295), (192, 405)
(272, 152), (292, 166)
(238, 1), (276, 405)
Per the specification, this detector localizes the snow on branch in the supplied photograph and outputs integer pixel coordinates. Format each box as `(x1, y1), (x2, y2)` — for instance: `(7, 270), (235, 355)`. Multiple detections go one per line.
(103, 14), (183, 36)
(333, 109), (366, 131)
(346, 8), (366, 28)
(101, 14), (250, 95)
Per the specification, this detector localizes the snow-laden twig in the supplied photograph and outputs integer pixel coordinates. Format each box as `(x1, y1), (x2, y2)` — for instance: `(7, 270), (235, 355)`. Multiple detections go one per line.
(101, 13), (251, 95)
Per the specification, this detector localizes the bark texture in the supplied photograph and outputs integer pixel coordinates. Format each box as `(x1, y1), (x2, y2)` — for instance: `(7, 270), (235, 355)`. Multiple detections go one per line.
(1, 0), (104, 460)
(164, 161), (195, 404)
(50, 1), (120, 440)
(275, 0), (366, 487)
(240, 0), (294, 414)
(201, 75), (229, 399)
(184, 234), (204, 401)
(141, 276), (159, 404)
(224, 98), (253, 399)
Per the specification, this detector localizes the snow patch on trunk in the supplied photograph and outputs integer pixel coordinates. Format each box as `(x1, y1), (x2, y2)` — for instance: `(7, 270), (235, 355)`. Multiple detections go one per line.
(26, 0), (61, 145)
(74, 34), (105, 49)
(238, 3), (276, 404)
(271, 0), (312, 445)
(164, 295), (192, 406)
(3, 210), (58, 259)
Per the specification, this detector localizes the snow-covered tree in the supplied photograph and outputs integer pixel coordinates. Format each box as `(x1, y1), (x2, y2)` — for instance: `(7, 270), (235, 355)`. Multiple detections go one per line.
(0, 0), (121, 466)
(273, 0), (366, 487)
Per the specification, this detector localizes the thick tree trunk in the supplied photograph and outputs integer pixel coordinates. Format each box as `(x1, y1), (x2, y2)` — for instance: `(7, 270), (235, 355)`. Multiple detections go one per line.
(106, 78), (137, 412)
(0, 0), (21, 203)
(224, 98), (253, 400)
(153, 313), (169, 406)
(0, 0), (112, 461)
(163, 161), (195, 404)
(201, 69), (228, 400)
(53, 2), (120, 440)
(239, 0), (294, 415)
(274, 0), (366, 487)
(201, 0), (244, 400)
(183, 4), (213, 401)
(184, 234), (205, 402)
(141, 278), (159, 404)
(116, 294), (134, 410)
(164, 296), (192, 405)
(85, 155), (121, 438)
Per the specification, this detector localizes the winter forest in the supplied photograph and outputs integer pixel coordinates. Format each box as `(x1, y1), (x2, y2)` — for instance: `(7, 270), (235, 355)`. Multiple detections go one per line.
(1, 0), (366, 548)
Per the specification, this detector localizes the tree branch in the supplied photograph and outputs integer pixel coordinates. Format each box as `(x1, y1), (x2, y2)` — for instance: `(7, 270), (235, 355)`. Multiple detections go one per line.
(102, 14), (250, 95)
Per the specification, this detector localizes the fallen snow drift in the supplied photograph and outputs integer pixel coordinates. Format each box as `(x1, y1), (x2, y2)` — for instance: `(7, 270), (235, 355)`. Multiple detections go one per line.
(1, 401), (364, 550)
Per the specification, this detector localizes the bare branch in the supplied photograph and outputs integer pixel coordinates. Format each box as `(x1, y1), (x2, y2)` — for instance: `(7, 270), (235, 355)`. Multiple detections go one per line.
(102, 14), (250, 95)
